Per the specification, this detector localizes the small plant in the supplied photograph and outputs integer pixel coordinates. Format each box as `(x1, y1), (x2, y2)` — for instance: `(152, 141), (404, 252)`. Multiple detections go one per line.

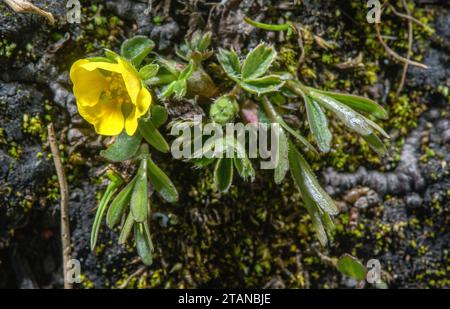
(70, 22), (389, 265)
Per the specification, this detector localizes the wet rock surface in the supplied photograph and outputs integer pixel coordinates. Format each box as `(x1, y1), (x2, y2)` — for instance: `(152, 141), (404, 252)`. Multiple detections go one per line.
(0, 0), (449, 288)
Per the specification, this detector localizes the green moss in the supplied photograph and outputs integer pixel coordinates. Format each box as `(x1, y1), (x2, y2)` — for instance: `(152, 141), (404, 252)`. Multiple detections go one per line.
(0, 39), (17, 58)
(8, 142), (23, 159)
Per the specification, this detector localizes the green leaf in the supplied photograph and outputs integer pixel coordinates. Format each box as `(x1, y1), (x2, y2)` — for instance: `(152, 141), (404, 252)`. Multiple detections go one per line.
(147, 157), (178, 203)
(243, 17), (291, 31)
(121, 36), (155, 67)
(305, 96), (332, 153)
(118, 211), (134, 245)
(288, 141), (338, 216)
(88, 56), (114, 63)
(105, 48), (120, 59)
(160, 81), (176, 99)
(279, 121), (317, 155)
(308, 90), (373, 136)
(139, 118), (170, 153)
(239, 75), (285, 94)
(179, 61), (195, 80)
(173, 79), (188, 98)
(106, 176), (138, 229)
(130, 158), (148, 223)
(158, 57), (179, 76)
(274, 126), (289, 184)
(100, 131), (142, 162)
(336, 254), (366, 281)
(315, 89), (388, 119)
(192, 157), (217, 168)
(241, 43), (276, 80)
(90, 172), (123, 251)
(302, 192), (328, 246)
(214, 158), (234, 192)
(150, 105), (168, 128)
(217, 48), (241, 79)
(134, 223), (153, 265)
(363, 116), (390, 139)
(197, 31), (212, 52)
(363, 133), (387, 156)
(139, 64), (159, 80)
(259, 96), (317, 155)
(233, 157), (255, 181)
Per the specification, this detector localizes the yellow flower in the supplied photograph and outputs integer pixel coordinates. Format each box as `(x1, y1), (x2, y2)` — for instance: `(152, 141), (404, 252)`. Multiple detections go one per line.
(70, 57), (151, 136)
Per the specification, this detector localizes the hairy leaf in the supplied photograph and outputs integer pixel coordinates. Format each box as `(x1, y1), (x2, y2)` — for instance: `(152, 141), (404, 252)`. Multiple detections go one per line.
(130, 158), (148, 223)
(239, 75), (284, 95)
(90, 173), (123, 250)
(337, 254), (366, 281)
(315, 89), (388, 119)
(363, 133), (387, 156)
(288, 141), (338, 216)
(305, 96), (332, 152)
(121, 36), (155, 67)
(150, 105), (169, 129)
(139, 64), (159, 80)
(214, 158), (234, 192)
(106, 176), (137, 229)
(100, 131), (142, 162)
(302, 191), (328, 246)
(118, 211), (134, 245)
(274, 126), (289, 184)
(139, 118), (170, 153)
(134, 223), (153, 265)
(308, 90), (373, 136)
(217, 48), (241, 79)
(242, 43), (277, 80)
(147, 157), (178, 203)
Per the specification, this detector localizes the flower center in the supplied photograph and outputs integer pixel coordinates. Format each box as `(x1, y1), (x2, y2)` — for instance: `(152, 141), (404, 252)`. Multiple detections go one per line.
(103, 73), (130, 105)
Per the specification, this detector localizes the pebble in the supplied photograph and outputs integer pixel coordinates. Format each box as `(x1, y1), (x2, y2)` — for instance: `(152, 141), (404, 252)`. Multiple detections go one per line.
(355, 196), (369, 209)
(405, 193), (423, 208)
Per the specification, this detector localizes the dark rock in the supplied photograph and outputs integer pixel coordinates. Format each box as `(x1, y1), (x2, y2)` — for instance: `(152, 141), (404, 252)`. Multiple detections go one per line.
(405, 193), (423, 209)
(354, 197), (369, 209)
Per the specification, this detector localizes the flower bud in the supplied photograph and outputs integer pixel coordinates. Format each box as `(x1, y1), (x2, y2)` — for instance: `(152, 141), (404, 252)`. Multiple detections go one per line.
(187, 67), (218, 99)
(209, 96), (239, 124)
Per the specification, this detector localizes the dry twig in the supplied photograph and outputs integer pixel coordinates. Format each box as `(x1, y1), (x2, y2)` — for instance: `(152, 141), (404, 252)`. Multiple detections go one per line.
(4, 0), (55, 25)
(395, 0), (413, 98)
(374, 10), (428, 70)
(47, 123), (72, 289)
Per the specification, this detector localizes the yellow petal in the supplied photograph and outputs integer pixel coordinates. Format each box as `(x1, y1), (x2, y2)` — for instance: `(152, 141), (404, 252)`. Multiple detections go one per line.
(124, 86), (151, 136)
(79, 61), (121, 73)
(77, 101), (102, 125)
(125, 111), (139, 136)
(117, 58), (141, 105)
(80, 98), (124, 136)
(70, 59), (107, 107)
(136, 86), (152, 117)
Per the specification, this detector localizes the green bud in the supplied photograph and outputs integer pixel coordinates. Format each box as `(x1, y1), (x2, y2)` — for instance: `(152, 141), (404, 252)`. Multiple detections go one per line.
(210, 96), (239, 124)
(187, 67), (218, 98)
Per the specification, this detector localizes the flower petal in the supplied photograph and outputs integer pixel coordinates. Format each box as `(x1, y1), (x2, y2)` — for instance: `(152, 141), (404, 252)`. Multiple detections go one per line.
(136, 86), (152, 117)
(124, 86), (151, 136)
(125, 111), (139, 136)
(117, 58), (141, 105)
(92, 100), (124, 135)
(70, 59), (107, 107)
(79, 61), (121, 73)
